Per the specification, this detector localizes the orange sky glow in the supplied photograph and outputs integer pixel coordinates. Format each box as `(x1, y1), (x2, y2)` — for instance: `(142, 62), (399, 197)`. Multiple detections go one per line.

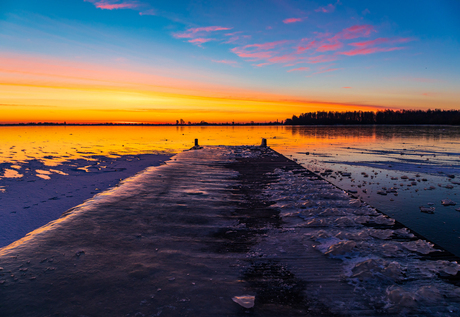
(1, 53), (394, 124)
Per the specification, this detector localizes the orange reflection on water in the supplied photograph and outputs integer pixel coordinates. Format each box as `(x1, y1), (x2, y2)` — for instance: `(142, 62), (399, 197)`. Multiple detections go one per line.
(0, 126), (380, 167)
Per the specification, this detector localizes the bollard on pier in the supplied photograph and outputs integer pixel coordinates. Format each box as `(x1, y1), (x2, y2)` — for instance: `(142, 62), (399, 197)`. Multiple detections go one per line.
(260, 138), (267, 147)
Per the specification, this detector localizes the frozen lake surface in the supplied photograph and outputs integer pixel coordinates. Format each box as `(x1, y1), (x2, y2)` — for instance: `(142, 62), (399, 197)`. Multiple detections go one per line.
(1, 125), (459, 256)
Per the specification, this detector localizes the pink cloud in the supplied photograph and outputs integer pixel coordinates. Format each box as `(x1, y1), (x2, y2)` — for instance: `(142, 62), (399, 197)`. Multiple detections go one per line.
(254, 63), (271, 67)
(349, 37), (413, 48)
(287, 67), (310, 72)
(231, 40), (289, 61)
(268, 54), (298, 63)
(339, 46), (404, 56)
(173, 26), (232, 39)
(231, 48), (274, 60)
(283, 17), (302, 24)
(328, 25), (375, 42)
(224, 34), (251, 44)
(306, 55), (338, 64)
(342, 86), (352, 88)
(297, 40), (318, 53)
(317, 42), (343, 52)
(314, 68), (341, 74)
(84, 0), (139, 10)
(242, 40), (289, 51)
(315, 3), (336, 13)
(212, 60), (238, 66)
(188, 38), (213, 46)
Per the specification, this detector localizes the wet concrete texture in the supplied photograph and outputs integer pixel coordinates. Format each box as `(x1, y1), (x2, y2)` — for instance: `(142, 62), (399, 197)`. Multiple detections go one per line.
(0, 146), (459, 316)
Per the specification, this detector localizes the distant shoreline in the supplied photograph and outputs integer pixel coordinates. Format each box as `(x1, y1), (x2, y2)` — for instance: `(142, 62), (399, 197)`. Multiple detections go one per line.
(1, 123), (459, 126)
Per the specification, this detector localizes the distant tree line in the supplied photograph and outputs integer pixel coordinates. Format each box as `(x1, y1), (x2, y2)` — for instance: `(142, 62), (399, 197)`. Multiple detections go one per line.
(285, 109), (460, 125)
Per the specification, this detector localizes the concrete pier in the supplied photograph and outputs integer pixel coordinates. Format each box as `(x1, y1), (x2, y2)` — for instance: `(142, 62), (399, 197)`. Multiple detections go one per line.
(0, 146), (459, 316)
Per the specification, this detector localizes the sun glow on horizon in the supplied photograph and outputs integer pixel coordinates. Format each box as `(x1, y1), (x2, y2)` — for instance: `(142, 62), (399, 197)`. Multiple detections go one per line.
(0, 53), (390, 124)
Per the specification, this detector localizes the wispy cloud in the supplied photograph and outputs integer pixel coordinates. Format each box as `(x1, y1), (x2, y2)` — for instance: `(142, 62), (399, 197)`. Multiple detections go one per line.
(188, 38), (214, 47)
(315, 3), (336, 13)
(139, 8), (155, 15)
(306, 55), (338, 64)
(268, 54), (298, 63)
(231, 40), (289, 61)
(212, 60), (239, 66)
(317, 42), (343, 52)
(173, 26), (232, 39)
(227, 21), (410, 71)
(339, 46), (404, 56)
(283, 17), (303, 24)
(84, 0), (139, 10)
(315, 1), (340, 13)
(349, 37), (413, 48)
(313, 67), (342, 74)
(287, 67), (310, 72)
(329, 25), (375, 42)
(297, 40), (317, 52)
(84, 0), (156, 15)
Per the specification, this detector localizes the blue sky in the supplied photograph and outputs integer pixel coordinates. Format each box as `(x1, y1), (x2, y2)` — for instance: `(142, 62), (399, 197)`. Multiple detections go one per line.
(0, 0), (459, 123)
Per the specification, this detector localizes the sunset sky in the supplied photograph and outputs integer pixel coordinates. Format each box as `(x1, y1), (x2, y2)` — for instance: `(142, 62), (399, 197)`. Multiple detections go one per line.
(1, 0), (459, 123)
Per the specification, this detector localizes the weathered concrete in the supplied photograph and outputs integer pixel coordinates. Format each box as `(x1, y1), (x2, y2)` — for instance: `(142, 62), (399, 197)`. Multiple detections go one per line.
(0, 146), (459, 316)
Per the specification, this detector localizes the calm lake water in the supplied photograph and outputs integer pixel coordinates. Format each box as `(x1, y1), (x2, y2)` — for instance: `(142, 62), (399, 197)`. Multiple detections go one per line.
(1, 125), (460, 255)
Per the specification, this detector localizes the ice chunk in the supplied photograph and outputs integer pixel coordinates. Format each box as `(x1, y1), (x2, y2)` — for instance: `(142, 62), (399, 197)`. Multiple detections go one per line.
(393, 228), (414, 238)
(419, 206), (435, 214)
(369, 229), (394, 240)
(334, 217), (356, 227)
(306, 218), (330, 227)
(325, 240), (357, 256)
(386, 286), (417, 309)
(441, 199), (456, 206)
(371, 215), (395, 225)
(402, 240), (437, 254)
(352, 259), (402, 281)
(232, 295), (255, 308)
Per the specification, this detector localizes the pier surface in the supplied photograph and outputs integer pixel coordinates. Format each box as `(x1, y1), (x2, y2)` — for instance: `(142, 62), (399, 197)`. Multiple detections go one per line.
(1, 146), (460, 316)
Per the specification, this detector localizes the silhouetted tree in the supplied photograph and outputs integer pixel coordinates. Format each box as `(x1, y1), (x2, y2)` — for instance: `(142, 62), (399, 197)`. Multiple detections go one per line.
(285, 110), (460, 125)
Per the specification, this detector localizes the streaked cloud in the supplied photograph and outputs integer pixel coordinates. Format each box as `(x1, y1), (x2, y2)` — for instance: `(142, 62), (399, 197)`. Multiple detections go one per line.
(349, 37), (413, 48)
(313, 67), (342, 74)
(188, 38), (214, 46)
(283, 17), (302, 24)
(306, 55), (338, 64)
(317, 43), (343, 52)
(173, 26), (233, 39)
(339, 46), (404, 56)
(231, 40), (289, 61)
(315, 3), (336, 13)
(287, 67), (310, 72)
(212, 60), (239, 66)
(84, 0), (140, 10)
(329, 25), (375, 42)
(84, 0), (156, 16)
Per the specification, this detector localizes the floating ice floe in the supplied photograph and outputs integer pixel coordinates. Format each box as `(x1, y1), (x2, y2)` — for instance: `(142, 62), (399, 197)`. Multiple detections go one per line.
(441, 199), (457, 206)
(419, 206), (435, 214)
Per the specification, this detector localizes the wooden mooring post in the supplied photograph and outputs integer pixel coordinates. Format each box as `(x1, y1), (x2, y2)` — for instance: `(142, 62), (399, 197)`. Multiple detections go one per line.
(260, 138), (267, 147)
